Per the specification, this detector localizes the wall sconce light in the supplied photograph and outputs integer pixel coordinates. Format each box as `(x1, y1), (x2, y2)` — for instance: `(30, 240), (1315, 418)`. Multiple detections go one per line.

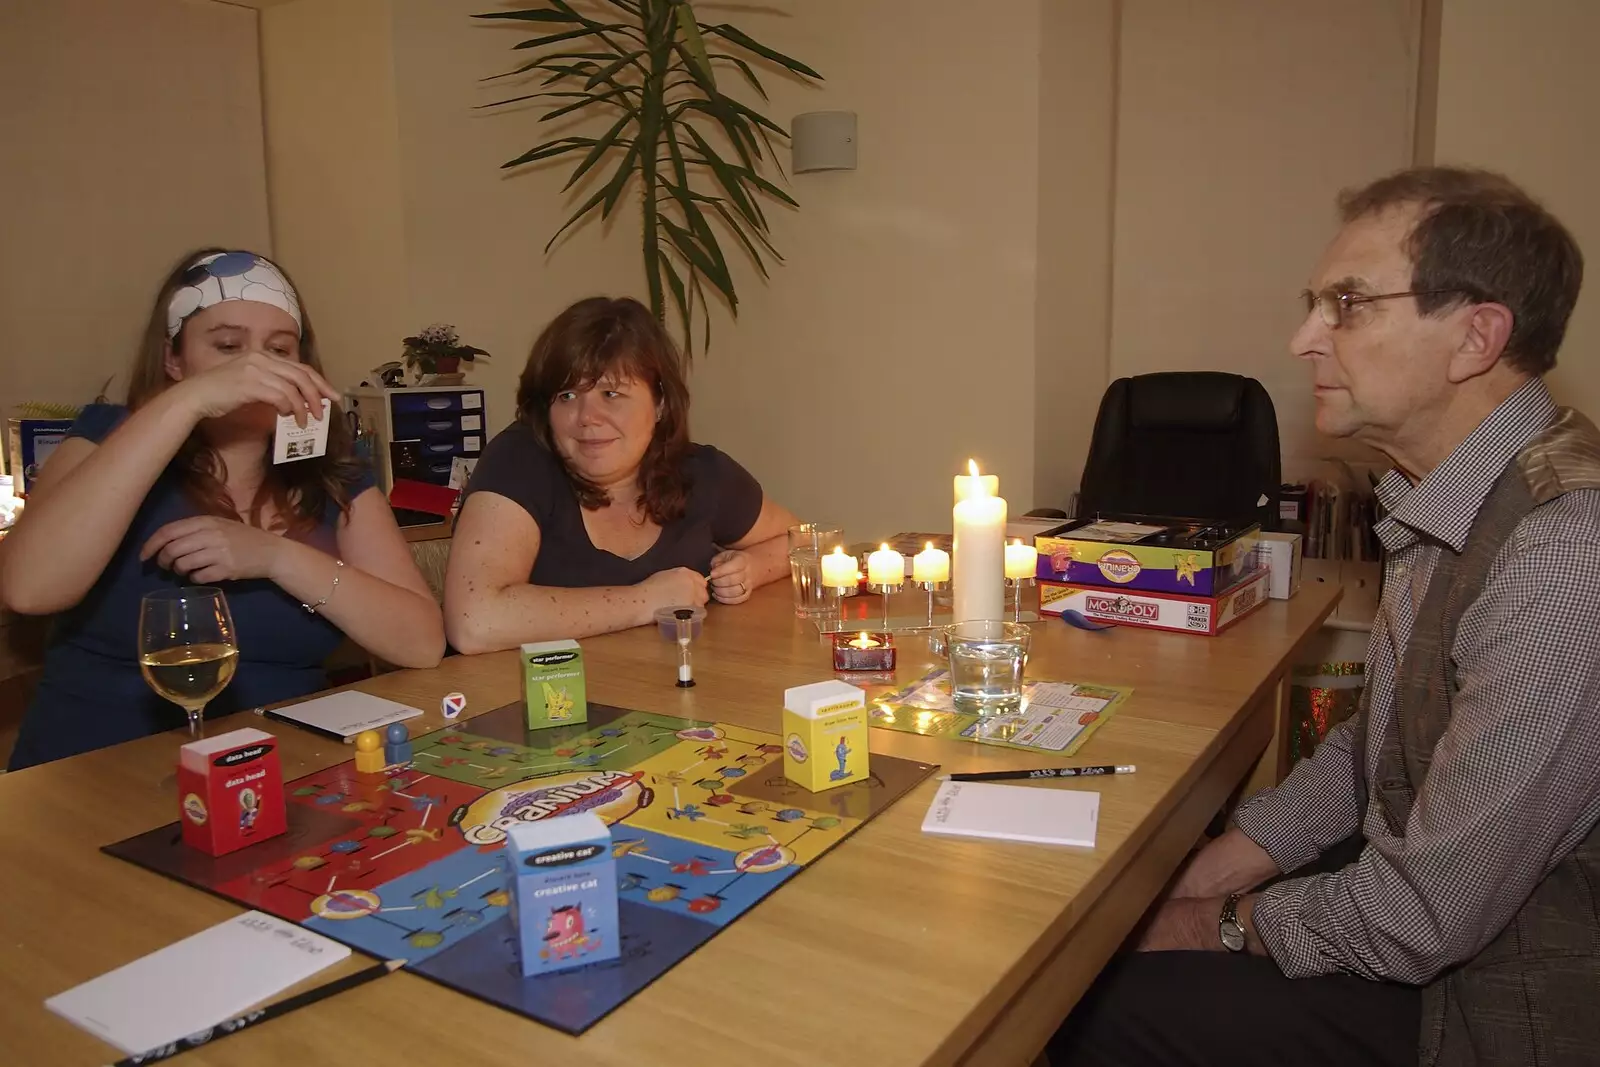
(791, 110), (857, 173)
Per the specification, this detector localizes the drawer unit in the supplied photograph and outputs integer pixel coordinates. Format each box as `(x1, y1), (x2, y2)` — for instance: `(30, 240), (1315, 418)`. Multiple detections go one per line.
(391, 391), (484, 417)
(392, 410), (484, 441)
(349, 385), (488, 496)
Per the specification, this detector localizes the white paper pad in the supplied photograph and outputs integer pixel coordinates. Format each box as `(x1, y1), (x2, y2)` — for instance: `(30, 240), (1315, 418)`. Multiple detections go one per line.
(264, 690), (423, 738)
(45, 911), (349, 1055)
(921, 779), (1100, 848)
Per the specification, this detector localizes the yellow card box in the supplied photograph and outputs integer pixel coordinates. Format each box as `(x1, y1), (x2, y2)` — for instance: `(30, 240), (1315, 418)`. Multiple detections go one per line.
(521, 640), (586, 730)
(782, 680), (869, 792)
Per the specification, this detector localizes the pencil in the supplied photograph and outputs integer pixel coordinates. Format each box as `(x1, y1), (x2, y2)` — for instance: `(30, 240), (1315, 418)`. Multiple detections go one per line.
(107, 958), (404, 1066)
(943, 764), (1136, 783)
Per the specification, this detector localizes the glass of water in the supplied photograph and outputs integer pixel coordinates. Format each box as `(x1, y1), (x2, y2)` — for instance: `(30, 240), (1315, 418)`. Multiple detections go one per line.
(788, 523), (843, 618)
(941, 620), (1031, 717)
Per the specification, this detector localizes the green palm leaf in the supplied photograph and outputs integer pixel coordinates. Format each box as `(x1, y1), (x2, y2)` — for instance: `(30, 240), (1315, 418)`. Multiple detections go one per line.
(479, 0), (822, 360)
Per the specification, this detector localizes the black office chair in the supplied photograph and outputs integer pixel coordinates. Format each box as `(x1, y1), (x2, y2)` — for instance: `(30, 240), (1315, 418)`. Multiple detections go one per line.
(1073, 371), (1281, 529)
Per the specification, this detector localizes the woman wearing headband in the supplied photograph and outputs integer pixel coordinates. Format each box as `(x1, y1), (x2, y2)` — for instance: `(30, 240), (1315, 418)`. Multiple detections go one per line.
(442, 296), (796, 652)
(1, 248), (445, 769)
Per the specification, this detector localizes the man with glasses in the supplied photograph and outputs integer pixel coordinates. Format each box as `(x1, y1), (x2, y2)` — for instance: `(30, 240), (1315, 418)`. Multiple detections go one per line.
(1050, 167), (1599, 1067)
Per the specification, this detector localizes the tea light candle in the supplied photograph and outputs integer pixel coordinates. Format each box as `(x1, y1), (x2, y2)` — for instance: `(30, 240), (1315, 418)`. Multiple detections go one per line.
(820, 545), (857, 589)
(1004, 539), (1039, 580)
(831, 629), (896, 672)
(866, 543), (905, 587)
(952, 460), (1006, 622)
(913, 542), (950, 584)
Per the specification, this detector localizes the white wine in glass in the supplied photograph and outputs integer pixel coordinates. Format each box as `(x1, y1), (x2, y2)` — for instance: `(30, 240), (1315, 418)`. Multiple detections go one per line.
(138, 587), (239, 739)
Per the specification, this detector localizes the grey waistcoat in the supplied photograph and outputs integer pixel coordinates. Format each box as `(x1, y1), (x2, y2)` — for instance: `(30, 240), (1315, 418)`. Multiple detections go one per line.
(1355, 407), (1600, 1067)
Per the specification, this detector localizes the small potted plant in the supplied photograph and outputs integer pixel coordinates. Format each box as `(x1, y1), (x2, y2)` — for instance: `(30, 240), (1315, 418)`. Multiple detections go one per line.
(400, 323), (490, 383)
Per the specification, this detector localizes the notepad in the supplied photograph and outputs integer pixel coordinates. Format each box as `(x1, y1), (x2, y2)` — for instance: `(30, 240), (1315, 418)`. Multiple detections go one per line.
(45, 911), (350, 1055)
(920, 779), (1100, 847)
(263, 690), (423, 739)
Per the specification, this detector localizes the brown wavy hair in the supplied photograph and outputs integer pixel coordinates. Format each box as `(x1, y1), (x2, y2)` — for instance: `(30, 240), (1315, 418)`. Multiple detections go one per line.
(126, 247), (364, 535)
(515, 296), (692, 522)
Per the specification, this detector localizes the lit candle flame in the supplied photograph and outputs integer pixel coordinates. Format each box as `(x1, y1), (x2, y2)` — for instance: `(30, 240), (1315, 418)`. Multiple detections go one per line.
(968, 459), (980, 477)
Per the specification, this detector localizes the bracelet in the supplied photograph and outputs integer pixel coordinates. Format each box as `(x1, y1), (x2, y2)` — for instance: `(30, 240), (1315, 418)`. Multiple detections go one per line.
(302, 558), (344, 614)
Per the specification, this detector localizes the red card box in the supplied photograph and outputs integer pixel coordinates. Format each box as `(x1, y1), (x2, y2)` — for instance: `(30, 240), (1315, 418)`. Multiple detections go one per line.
(177, 728), (287, 856)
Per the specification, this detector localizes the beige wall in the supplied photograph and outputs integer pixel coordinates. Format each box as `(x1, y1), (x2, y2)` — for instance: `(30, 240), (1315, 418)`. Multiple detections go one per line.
(0, 0), (270, 410)
(265, 0), (1047, 544)
(260, 0), (411, 388)
(1032, 0), (1118, 513)
(388, 0), (636, 424)
(1110, 0), (1423, 478)
(258, 0), (1517, 542)
(682, 0), (1043, 543)
(261, 0), (637, 432)
(1433, 0), (1600, 419)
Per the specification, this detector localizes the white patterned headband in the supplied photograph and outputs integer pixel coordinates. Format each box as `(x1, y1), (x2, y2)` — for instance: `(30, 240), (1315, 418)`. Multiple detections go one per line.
(166, 251), (302, 339)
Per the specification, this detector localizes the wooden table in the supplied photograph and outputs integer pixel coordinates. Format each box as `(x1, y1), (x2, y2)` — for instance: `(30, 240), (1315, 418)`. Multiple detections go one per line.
(0, 581), (1337, 1067)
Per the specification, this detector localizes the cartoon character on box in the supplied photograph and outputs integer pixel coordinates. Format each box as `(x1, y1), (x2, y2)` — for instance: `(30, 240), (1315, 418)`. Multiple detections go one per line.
(542, 904), (601, 961)
(831, 736), (852, 781)
(239, 787), (260, 832)
(543, 681), (575, 721)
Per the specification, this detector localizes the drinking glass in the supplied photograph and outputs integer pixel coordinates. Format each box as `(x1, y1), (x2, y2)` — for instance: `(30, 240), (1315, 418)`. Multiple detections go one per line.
(138, 587), (240, 739)
(788, 523), (843, 618)
(940, 620), (1031, 717)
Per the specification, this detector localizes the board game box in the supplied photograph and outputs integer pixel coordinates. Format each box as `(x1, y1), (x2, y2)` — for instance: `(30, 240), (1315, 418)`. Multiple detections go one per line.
(105, 701), (935, 1035)
(1034, 517), (1260, 597)
(1038, 566), (1270, 635)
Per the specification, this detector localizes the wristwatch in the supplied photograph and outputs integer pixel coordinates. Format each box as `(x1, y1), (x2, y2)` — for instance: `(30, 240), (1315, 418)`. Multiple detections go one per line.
(1219, 893), (1246, 953)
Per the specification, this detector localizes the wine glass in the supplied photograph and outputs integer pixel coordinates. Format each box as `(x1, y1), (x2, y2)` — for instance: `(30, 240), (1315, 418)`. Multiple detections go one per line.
(138, 587), (240, 740)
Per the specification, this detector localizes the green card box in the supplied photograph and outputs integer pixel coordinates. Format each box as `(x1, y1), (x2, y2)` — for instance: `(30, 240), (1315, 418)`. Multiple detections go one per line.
(521, 640), (587, 729)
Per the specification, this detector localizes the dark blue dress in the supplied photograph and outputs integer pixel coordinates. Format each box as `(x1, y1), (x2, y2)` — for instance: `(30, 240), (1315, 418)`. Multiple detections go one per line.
(8, 405), (375, 770)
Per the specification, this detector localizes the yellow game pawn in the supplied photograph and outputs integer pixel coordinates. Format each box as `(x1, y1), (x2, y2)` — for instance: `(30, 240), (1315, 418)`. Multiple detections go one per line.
(353, 730), (387, 774)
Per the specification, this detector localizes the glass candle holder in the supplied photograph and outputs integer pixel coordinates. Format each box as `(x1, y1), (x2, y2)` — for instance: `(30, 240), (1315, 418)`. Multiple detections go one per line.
(831, 630), (896, 672)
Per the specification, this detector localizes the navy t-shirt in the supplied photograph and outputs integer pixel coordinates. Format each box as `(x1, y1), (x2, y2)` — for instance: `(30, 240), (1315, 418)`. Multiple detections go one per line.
(8, 404), (376, 771)
(462, 420), (764, 586)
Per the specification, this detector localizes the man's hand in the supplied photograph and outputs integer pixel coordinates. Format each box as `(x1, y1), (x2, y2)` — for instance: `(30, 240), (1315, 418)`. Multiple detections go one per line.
(1134, 894), (1268, 955)
(1166, 827), (1281, 899)
(1134, 897), (1220, 952)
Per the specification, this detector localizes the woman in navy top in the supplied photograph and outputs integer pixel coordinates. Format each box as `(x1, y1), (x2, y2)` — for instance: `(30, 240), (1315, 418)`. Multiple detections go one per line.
(2, 249), (445, 769)
(443, 296), (797, 652)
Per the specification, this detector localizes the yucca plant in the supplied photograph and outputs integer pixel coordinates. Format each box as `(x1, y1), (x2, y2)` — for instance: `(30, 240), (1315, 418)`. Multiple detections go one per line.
(475, 0), (821, 358)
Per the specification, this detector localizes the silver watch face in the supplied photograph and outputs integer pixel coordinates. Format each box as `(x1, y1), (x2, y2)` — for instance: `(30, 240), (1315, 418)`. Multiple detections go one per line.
(1220, 922), (1246, 952)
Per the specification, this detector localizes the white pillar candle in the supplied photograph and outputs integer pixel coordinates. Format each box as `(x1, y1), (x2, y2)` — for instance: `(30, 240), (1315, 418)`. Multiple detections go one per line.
(952, 460), (1006, 622)
(912, 542), (951, 583)
(866, 544), (905, 586)
(1004, 540), (1039, 580)
(820, 545), (857, 589)
(953, 469), (999, 504)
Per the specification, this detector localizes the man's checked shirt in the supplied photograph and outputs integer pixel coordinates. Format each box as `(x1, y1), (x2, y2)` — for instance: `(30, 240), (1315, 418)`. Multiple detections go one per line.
(1233, 377), (1600, 983)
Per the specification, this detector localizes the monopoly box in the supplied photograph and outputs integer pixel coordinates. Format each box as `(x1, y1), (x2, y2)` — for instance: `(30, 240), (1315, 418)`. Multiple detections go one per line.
(1038, 566), (1270, 635)
(1034, 517), (1260, 597)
